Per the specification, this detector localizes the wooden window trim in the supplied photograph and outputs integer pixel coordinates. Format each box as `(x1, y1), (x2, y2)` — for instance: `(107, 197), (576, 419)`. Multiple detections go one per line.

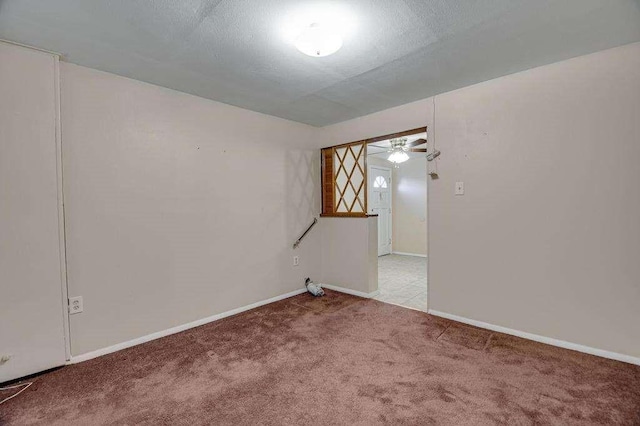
(321, 126), (427, 218)
(320, 213), (379, 218)
(321, 127), (427, 150)
(322, 141), (367, 217)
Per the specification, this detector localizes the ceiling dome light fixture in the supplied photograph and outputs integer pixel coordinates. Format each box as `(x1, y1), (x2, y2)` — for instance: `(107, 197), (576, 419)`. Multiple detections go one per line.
(295, 23), (343, 57)
(387, 138), (410, 164)
(387, 150), (410, 164)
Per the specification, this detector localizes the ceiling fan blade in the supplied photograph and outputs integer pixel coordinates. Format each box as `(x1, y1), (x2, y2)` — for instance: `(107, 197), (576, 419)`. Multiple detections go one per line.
(368, 144), (389, 149)
(408, 148), (427, 152)
(406, 138), (427, 147)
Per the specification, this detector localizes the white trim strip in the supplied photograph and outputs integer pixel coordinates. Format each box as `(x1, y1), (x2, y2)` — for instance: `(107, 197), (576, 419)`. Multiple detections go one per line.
(321, 284), (380, 299)
(392, 251), (427, 258)
(0, 39), (61, 56)
(53, 54), (72, 362)
(69, 288), (307, 364)
(428, 309), (640, 366)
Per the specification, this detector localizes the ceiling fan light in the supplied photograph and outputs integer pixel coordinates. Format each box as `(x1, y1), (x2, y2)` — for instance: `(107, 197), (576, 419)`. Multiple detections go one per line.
(388, 150), (409, 164)
(295, 23), (343, 57)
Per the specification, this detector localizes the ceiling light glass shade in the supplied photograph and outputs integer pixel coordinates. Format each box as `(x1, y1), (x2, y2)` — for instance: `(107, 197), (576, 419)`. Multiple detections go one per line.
(295, 23), (343, 57)
(388, 150), (409, 164)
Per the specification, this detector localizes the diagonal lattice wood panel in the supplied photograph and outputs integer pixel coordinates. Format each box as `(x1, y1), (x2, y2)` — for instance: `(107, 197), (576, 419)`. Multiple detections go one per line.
(333, 143), (365, 213)
(321, 127), (426, 217)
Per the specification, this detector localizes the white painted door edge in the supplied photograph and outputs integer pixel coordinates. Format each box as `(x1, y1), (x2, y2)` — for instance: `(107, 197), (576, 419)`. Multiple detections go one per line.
(69, 288), (307, 364)
(428, 309), (640, 366)
(321, 284), (380, 299)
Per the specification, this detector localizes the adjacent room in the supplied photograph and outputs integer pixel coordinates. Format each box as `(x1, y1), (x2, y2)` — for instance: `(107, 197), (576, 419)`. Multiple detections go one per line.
(2, 1), (640, 424)
(366, 130), (429, 311)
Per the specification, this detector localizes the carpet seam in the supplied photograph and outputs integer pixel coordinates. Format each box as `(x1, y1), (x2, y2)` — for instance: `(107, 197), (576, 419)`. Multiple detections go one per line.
(483, 333), (495, 352)
(434, 324), (451, 342)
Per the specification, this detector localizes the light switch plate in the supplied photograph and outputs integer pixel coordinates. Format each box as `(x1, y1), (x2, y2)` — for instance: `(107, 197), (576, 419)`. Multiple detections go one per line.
(455, 181), (465, 195)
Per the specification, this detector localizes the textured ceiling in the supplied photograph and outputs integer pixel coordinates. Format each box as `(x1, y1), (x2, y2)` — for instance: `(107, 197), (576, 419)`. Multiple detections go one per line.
(1, 0), (640, 126)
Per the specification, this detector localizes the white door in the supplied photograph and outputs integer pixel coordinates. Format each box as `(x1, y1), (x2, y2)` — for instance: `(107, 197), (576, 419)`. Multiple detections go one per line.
(0, 42), (68, 382)
(368, 166), (392, 256)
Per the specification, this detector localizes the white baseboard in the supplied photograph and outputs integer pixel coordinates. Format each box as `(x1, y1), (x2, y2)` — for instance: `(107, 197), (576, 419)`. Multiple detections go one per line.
(392, 251), (427, 258)
(428, 309), (640, 366)
(321, 284), (380, 299)
(69, 288), (307, 364)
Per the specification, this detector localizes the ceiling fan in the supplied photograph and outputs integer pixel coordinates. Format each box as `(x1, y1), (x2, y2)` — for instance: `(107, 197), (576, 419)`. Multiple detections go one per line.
(368, 137), (427, 164)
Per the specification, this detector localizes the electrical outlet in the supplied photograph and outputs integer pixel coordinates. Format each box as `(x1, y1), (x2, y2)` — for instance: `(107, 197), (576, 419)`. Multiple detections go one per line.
(293, 256), (300, 266)
(69, 296), (83, 314)
(455, 181), (465, 195)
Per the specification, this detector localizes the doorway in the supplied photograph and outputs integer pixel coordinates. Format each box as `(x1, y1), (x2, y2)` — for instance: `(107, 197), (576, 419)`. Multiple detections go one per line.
(366, 128), (428, 312)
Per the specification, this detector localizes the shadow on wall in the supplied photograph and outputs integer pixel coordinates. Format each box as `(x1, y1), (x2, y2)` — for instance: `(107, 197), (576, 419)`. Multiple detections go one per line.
(284, 148), (321, 283)
(286, 148), (320, 239)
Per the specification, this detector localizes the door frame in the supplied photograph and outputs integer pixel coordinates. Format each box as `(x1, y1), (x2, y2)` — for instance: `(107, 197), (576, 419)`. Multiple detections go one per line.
(368, 164), (393, 255)
(363, 126), (429, 312)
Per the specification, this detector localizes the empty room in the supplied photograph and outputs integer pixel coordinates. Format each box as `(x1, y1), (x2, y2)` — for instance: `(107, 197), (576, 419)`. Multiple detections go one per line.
(1, 1), (639, 425)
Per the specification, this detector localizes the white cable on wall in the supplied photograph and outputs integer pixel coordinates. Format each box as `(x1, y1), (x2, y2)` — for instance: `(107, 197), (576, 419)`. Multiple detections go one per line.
(432, 94), (439, 154)
(428, 96), (439, 177)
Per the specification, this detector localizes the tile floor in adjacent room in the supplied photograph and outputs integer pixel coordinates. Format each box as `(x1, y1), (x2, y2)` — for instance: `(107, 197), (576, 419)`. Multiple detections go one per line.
(374, 253), (427, 311)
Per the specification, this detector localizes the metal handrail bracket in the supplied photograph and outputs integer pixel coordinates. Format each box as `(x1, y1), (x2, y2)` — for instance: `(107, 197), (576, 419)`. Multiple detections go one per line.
(293, 217), (318, 249)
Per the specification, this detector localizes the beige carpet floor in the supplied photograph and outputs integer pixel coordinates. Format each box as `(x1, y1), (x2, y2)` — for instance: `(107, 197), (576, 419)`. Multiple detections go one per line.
(1, 290), (639, 425)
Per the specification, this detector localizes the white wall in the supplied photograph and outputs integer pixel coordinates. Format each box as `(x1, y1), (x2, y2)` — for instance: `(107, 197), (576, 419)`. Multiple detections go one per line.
(429, 42), (640, 359)
(61, 64), (321, 356)
(320, 98), (434, 148)
(320, 217), (378, 295)
(392, 158), (427, 256)
(321, 42), (640, 359)
(366, 156), (389, 169)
